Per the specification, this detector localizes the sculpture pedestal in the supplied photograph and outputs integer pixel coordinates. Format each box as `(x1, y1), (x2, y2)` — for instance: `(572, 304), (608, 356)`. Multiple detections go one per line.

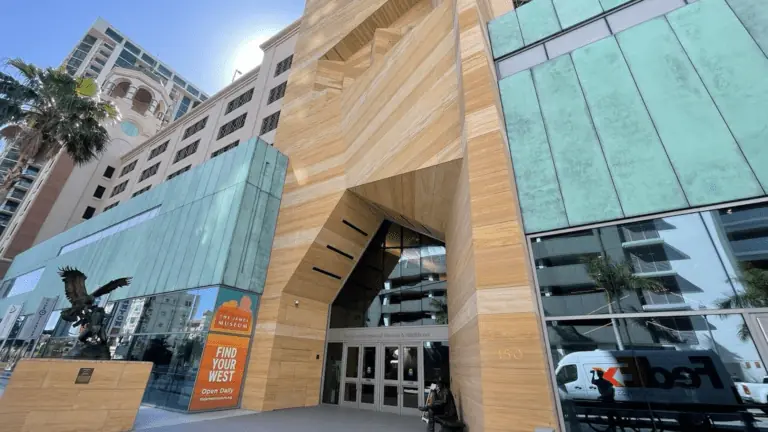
(0, 358), (152, 432)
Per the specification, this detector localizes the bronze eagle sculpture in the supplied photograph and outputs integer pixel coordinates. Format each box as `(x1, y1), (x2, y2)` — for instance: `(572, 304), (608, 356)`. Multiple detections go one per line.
(59, 267), (131, 358)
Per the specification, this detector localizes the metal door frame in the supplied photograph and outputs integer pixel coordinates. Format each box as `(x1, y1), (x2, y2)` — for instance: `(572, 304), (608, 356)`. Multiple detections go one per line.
(340, 344), (361, 409)
(379, 343), (423, 415)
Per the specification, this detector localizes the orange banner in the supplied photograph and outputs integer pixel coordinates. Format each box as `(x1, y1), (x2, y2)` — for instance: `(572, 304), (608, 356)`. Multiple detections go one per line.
(189, 333), (250, 411)
(209, 295), (254, 336)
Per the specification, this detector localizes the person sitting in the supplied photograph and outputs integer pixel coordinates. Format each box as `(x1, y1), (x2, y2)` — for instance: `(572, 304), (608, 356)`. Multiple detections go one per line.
(419, 379), (463, 431)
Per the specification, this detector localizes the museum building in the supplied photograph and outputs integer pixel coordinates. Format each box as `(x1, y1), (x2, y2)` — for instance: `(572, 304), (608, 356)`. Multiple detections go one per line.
(2, 0), (768, 430)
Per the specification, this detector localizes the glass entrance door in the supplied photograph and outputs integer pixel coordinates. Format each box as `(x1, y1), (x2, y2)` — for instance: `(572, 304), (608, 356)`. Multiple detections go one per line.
(341, 344), (378, 410)
(380, 344), (422, 415)
(340, 345), (360, 409)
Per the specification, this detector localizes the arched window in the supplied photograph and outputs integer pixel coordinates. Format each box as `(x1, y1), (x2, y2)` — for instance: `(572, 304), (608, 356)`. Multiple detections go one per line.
(111, 81), (130, 98)
(132, 88), (153, 115)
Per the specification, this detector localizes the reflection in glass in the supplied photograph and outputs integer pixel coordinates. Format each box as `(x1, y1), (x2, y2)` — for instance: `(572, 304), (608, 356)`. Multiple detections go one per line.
(403, 346), (418, 382)
(383, 385), (398, 406)
(330, 222), (447, 328)
(385, 346), (399, 381)
(361, 384), (375, 404)
(345, 346), (359, 378)
(403, 386), (419, 408)
(548, 314), (768, 431)
(363, 346), (376, 379)
(423, 341), (449, 400)
(534, 213), (749, 317)
(344, 382), (357, 403)
(322, 343), (343, 404)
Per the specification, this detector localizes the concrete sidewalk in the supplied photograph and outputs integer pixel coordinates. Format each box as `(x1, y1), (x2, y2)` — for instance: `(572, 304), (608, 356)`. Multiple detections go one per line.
(137, 405), (426, 431)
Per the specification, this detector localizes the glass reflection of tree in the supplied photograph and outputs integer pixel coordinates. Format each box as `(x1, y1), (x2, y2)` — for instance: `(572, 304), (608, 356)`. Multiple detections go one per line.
(585, 256), (665, 350)
(717, 266), (768, 340)
(430, 298), (448, 325)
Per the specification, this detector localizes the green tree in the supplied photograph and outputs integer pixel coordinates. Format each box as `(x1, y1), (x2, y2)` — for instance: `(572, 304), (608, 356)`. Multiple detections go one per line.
(716, 266), (768, 341)
(430, 297), (448, 325)
(585, 256), (666, 350)
(0, 59), (118, 194)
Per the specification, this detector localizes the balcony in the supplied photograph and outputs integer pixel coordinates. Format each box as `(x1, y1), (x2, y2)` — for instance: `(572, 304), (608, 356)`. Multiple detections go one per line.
(6, 190), (25, 202)
(14, 179), (33, 190)
(0, 204), (19, 214)
(21, 168), (40, 178)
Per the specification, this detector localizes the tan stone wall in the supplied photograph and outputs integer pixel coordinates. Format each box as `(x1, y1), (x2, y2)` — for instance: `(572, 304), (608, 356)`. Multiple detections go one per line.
(0, 358), (152, 432)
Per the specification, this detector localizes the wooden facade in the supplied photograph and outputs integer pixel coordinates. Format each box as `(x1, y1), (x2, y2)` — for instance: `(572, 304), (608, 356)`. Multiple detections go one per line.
(242, 0), (558, 430)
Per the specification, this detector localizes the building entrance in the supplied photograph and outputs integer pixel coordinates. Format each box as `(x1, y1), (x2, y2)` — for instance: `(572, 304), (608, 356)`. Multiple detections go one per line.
(321, 221), (450, 415)
(339, 342), (422, 415)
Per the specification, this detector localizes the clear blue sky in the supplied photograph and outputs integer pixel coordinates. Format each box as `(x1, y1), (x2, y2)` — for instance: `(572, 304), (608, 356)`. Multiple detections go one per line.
(0, 0), (305, 95)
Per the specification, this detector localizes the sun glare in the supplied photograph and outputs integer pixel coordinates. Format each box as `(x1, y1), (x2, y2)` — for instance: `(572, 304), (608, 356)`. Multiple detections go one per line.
(232, 33), (273, 78)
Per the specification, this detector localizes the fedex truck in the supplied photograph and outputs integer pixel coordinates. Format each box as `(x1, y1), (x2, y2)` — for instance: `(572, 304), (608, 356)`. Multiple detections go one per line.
(555, 349), (741, 406)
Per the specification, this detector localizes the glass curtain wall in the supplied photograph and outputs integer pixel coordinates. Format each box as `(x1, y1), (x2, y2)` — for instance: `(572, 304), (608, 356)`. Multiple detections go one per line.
(38, 287), (218, 411)
(330, 221), (447, 328)
(533, 201), (768, 431)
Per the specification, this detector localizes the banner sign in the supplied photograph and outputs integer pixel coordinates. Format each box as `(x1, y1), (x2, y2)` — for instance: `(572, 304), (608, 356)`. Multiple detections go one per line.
(189, 289), (258, 411)
(0, 303), (24, 339)
(188, 333), (250, 411)
(18, 296), (58, 340)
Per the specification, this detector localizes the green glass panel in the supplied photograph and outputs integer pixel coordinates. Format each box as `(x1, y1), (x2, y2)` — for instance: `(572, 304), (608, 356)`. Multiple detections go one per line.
(617, 18), (763, 205)
(488, 10), (525, 59)
(517, 0), (562, 45)
(598, 0), (632, 11)
(553, 0), (603, 29)
(533, 55), (624, 226)
(498, 70), (568, 233)
(668, 0), (768, 192)
(571, 37), (688, 216)
(726, 0), (768, 54)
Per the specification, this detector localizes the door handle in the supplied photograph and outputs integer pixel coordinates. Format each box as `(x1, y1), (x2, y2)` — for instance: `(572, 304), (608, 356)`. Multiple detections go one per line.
(574, 386), (583, 390)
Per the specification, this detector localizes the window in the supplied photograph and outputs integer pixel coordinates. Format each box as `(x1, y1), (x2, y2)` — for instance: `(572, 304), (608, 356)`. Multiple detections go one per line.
(268, 82), (287, 104)
(120, 160), (137, 177)
(124, 41), (141, 55)
(93, 185), (106, 199)
(89, 64), (102, 74)
(274, 55), (293, 77)
(225, 88), (254, 114)
(2, 268), (44, 298)
(211, 141), (239, 158)
(192, 101), (201, 109)
(175, 96), (191, 120)
(94, 57), (106, 67)
(260, 111), (280, 135)
(555, 365), (578, 385)
(103, 166), (115, 179)
(157, 64), (171, 77)
(186, 85), (199, 97)
(217, 113), (247, 140)
(141, 53), (156, 66)
(82, 206), (96, 219)
(103, 202), (120, 212)
(110, 180), (129, 197)
(105, 28), (124, 43)
(131, 185), (151, 198)
(173, 140), (199, 163)
(115, 49), (138, 69)
(139, 162), (160, 182)
(173, 76), (187, 87)
(59, 207), (160, 255)
(148, 141), (169, 160)
(167, 165), (191, 180)
(182, 116), (207, 140)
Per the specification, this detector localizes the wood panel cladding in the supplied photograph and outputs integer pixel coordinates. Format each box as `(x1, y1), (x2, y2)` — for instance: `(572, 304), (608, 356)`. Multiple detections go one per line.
(244, 0), (559, 428)
(0, 359), (152, 432)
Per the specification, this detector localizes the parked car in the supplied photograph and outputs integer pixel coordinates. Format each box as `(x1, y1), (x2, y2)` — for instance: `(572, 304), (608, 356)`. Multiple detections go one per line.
(734, 376), (768, 404)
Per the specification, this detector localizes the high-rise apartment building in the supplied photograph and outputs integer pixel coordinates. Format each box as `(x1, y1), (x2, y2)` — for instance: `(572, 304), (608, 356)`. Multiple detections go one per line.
(62, 18), (209, 121)
(3, 1), (768, 431)
(0, 18), (211, 277)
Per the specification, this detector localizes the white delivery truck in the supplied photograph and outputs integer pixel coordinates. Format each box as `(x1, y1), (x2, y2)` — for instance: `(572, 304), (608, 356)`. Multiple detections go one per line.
(555, 349), (740, 406)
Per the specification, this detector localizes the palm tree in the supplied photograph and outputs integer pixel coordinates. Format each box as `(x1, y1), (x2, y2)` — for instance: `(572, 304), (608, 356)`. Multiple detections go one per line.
(585, 256), (666, 350)
(716, 266), (768, 341)
(0, 59), (118, 195)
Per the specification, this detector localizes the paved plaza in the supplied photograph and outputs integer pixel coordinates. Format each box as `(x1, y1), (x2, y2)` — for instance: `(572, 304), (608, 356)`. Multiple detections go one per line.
(135, 405), (426, 432)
